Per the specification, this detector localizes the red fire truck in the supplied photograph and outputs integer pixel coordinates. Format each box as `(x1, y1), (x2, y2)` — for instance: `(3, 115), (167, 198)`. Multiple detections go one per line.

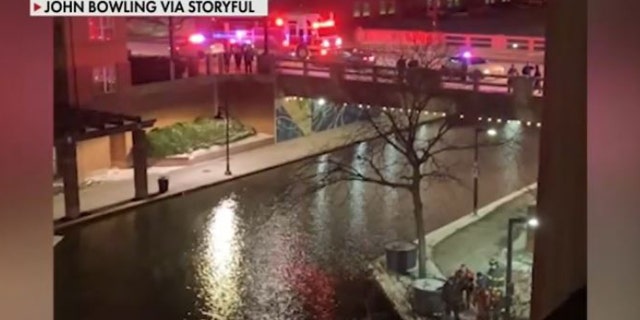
(180, 13), (343, 59)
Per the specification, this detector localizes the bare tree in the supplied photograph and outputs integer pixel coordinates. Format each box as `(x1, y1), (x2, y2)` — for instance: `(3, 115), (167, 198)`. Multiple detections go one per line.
(293, 68), (511, 279)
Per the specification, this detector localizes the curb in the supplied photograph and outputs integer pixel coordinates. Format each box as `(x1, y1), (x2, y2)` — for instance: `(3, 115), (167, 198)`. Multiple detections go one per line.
(55, 116), (445, 232)
(425, 183), (537, 280)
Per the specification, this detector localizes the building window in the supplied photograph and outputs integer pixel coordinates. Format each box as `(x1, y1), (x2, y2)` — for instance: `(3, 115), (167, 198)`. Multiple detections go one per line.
(88, 17), (114, 41)
(92, 66), (117, 94)
(354, 1), (372, 17)
(362, 1), (371, 16)
(380, 0), (396, 14)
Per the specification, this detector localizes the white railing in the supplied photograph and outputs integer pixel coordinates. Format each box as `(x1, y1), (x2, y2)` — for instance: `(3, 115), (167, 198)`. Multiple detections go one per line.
(273, 57), (544, 96)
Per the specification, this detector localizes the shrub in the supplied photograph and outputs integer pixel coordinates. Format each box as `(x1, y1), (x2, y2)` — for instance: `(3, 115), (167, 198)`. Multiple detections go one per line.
(147, 117), (256, 158)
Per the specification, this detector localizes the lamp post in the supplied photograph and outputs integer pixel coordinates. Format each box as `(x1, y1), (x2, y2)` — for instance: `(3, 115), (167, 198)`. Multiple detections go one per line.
(168, 17), (176, 80)
(505, 216), (539, 319)
(473, 127), (497, 215)
(224, 95), (232, 176)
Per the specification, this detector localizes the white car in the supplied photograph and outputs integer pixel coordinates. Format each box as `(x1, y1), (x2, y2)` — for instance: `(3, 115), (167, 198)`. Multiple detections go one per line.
(441, 56), (506, 81)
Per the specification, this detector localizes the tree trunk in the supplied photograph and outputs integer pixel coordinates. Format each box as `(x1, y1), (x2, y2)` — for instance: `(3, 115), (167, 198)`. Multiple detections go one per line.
(411, 183), (428, 279)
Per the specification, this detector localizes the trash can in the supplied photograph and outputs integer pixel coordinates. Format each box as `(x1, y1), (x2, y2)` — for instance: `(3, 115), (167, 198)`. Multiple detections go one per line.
(412, 278), (445, 317)
(158, 177), (169, 194)
(384, 240), (417, 275)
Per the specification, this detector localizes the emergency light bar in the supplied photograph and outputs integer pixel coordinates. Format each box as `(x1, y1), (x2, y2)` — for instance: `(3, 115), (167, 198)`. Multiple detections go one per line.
(312, 20), (335, 29)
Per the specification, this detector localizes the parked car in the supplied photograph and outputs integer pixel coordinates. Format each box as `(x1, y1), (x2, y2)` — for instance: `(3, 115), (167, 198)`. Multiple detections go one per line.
(317, 48), (377, 67)
(441, 55), (506, 81)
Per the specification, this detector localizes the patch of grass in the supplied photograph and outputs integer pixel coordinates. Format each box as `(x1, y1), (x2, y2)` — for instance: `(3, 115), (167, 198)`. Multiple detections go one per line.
(147, 117), (256, 158)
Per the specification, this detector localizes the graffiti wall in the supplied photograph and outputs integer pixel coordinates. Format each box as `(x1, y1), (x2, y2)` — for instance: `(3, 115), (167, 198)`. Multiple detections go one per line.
(276, 97), (368, 142)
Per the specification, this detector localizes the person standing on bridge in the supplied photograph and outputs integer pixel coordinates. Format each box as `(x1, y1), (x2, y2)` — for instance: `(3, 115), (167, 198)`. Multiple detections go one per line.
(521, 62), (533, 77)
(233, 45), (243, 73)
(396, 55), (407, 83)
(533, 65), (543, 94)
(222, 48), (231, 74)
(507, 64), (519, 93)
(244, 46), (255, 73)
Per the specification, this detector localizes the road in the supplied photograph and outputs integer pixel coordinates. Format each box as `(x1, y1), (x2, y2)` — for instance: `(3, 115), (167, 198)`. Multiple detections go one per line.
(55, 124), (539, 320)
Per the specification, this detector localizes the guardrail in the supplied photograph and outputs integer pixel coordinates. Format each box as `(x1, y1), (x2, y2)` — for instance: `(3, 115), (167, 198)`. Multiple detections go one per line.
(273, 58), (544, 96)
(354, 29), (545, 52)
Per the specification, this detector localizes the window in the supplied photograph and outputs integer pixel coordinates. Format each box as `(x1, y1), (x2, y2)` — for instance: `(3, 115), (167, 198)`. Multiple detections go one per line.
(387, 0), (396, 14)
(379, 0), (396, 15)
(362, 1), (371, 16)
(88, 17), (114, 41)
(92, 66), (117, 94)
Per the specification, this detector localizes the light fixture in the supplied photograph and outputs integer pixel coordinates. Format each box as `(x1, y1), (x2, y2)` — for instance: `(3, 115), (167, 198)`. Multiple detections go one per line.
(317, 98), (326, 106)
(527, 217), (539, 228)
(487, 128), (498, 136)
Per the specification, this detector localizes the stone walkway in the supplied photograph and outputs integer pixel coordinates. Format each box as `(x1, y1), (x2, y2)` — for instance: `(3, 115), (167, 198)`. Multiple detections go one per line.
(54, 114), (441, 228)
(371, 184), (537, 320)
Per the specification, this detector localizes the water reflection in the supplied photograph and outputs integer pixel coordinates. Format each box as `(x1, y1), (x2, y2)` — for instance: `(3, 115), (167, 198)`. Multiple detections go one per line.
(196, 195), (244, 318)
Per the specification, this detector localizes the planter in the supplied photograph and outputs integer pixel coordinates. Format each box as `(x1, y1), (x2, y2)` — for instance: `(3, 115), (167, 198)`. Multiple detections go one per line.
(384, 240), (417, 275)
(411, 278), (445, 317)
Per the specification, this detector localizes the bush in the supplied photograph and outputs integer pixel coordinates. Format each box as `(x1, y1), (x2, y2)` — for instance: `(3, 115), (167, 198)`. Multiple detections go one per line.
(147, 118), (256, 158)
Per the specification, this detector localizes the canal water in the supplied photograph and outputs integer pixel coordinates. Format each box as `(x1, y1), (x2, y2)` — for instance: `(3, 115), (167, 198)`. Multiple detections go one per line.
(55, 125), (539, 320)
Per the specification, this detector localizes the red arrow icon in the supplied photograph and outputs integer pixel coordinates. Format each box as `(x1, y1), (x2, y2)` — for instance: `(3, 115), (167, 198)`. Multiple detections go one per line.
(33, 3), (41, 11)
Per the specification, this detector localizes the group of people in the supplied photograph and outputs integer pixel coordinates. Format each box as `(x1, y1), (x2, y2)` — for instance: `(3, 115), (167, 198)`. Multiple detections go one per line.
(395, 55), (420, 83)
(440, 261), (507, 320)
(507, 62), (544, 94)
(221, 44), (256, 74)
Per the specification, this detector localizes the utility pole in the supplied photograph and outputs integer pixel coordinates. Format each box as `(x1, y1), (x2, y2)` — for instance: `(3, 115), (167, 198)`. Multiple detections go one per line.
(168, 17), (176, 80)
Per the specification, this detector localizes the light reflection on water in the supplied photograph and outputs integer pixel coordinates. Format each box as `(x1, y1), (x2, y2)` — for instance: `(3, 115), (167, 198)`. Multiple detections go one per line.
(195, 195), (244, 319)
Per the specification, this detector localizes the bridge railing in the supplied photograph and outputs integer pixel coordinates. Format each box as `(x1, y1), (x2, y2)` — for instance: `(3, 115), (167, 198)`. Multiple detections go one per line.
(274, 57), (544, 96)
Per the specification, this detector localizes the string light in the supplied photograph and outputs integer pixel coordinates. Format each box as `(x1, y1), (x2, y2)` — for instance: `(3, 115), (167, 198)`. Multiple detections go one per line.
(478, 117), (483, 121)
(459, 114), (464, 119)
(536, 122), (541, 127)
(497, 119), (502, 123)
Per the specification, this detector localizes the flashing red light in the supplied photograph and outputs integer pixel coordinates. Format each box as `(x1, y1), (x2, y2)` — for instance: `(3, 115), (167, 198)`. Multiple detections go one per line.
(321, 39), (330, 48)
(312, 20), (335, 29)
(275, 17), (284, 26)
(189, 33), (206, 44)
(335, 37), (342, 46)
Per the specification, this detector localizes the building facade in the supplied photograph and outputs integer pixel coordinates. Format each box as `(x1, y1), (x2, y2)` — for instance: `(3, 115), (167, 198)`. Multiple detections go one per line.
(54, 17), (132, 180)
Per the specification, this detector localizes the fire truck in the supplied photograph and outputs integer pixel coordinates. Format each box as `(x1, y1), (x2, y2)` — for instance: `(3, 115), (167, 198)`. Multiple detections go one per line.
(180, 13), (343, 59)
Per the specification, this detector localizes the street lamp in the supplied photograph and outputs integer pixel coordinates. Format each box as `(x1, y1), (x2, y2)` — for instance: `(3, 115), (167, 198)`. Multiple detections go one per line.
(505, 215), (539, 319)
(224, 95), (232, 176)
(473, 127), (497, 216)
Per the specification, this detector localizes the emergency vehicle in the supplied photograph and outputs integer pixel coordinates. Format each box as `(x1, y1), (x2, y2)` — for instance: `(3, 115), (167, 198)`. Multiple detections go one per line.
(179, 13), (343, 59)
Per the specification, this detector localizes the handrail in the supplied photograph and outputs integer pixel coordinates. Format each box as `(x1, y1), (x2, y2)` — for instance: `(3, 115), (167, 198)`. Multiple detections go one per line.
(273, 57), (544, 95)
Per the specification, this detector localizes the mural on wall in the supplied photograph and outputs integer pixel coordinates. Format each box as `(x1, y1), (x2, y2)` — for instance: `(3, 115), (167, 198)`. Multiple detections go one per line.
(276, 97), (312, 142)
(276, 97), (369, 142)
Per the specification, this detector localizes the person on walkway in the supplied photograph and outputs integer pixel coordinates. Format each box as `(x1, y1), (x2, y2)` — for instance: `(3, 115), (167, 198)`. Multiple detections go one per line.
(473, 288), (491, 320)
(533, 64), (543, 94)
(233, 45), (243, 72)
(244, 46), (254, 73)
(476, 272), (489, 291)
(489, 289), (504, 320)
(396, 55), (407, 83)
(462, 267), (476, 310)
(442, 277), (463, 320)
(507, 64), (519, 93)
(222, 49), (231, 73)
